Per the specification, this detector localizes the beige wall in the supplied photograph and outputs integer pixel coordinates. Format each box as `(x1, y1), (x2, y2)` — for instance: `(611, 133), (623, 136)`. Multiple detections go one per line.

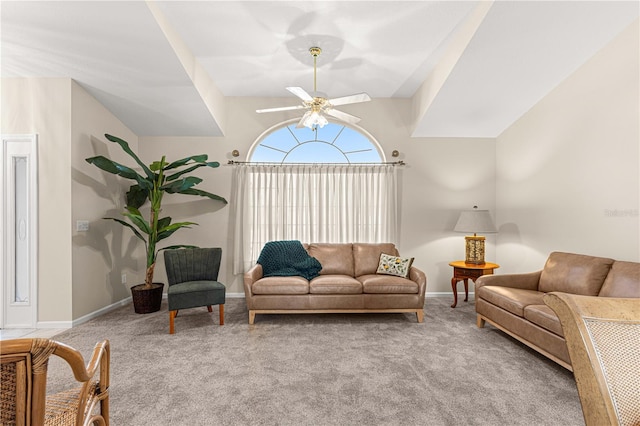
(140, 98), (496, 295)
(2, 78), (73, 322)
(70, 81), (141, 319)
(496, 19), (640, 273)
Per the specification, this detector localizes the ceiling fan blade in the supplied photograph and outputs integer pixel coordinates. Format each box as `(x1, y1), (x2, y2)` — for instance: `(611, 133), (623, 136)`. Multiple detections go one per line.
(286, 87), (314, 102)
(328, 93), (371, 106)
(326, 108), (361, 124)
(256, 105), (305, 113)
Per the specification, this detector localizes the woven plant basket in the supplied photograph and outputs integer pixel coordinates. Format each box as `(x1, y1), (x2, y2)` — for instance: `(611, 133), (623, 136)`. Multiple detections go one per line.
(130, 282), (164, 314)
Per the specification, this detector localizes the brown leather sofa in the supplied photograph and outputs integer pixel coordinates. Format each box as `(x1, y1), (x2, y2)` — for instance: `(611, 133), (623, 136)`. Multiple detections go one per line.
(243, 243), (427, 324)
(475, 251), (640, 370)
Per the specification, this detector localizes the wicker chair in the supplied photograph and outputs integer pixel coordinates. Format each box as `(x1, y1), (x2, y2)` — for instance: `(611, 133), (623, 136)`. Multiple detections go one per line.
(0, 338), (110, 426)
(164, 247), (226, 334)
(544, 293), (640, 426)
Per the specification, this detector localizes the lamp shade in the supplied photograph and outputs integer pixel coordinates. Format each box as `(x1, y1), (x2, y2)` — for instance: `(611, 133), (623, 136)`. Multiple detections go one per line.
(454, 208), (497, 234)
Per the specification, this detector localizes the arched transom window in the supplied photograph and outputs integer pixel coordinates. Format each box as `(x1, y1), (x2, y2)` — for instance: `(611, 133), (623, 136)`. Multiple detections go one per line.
(249, 120), (384, 164)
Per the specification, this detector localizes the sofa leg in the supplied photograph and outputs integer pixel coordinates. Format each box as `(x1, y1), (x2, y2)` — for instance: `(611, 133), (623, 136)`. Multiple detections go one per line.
(477, 314), (485, 328)
(249, 311), (256, 325)
(219, 304), (225, 325)
(207, 305), (213, 312)
(416, 310), (424, 323)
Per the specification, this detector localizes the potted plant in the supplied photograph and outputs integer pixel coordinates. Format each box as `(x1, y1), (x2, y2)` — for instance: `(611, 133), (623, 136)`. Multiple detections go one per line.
(86, 133), (227, 313)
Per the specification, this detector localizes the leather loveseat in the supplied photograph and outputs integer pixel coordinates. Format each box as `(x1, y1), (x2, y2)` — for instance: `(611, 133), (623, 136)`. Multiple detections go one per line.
(475, 251), (640, 370)
(243, 242), (427, 324)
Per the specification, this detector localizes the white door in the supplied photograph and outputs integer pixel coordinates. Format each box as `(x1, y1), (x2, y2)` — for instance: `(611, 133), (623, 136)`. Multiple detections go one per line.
(1, 135), (38, 328)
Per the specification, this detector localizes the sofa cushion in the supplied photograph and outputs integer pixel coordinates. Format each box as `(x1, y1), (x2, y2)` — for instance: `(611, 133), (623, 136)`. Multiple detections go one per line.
(598, 261), (640, 297)
(358, 274), (419, 294)
(539, 252), (614, 295)
(376, 253), (414, 278)
(477, 286), (546, 317)
(307, 244), (355, 276)
(353, 243), (398, 276)
(309, 275), (362, 294)
(524, 304), (564, 337)
(252, 276), (309, 295)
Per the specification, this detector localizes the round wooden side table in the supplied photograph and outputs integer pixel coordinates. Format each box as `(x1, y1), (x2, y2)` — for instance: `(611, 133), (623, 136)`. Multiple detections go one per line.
(449, 261), (500, 308)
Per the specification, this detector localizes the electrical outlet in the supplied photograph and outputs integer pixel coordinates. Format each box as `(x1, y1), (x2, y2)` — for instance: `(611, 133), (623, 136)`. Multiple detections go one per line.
(121, 273), (127, 284)
(76, 220), (89, 232)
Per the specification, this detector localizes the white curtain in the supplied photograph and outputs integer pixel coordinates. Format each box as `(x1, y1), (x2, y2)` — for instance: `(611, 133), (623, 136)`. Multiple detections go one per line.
(230, 164), (398, 274)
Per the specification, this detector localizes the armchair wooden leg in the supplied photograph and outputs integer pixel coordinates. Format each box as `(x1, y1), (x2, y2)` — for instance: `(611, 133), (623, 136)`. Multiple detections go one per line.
(100, 396), (109, 425)
(416, 310), (424, 323)
(169, 310), (177, 334)
(219, 304), (225, 325)
(207, 305), (213, 312)
(102, 398), (109, 426)
(99, 385), (109, 426)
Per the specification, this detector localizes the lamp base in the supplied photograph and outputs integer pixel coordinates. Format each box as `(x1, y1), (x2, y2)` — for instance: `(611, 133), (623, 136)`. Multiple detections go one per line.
(465, 235), (486, 264)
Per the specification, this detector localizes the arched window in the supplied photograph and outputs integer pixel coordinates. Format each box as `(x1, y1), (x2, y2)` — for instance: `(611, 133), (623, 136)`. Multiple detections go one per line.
(249, 120), (384, 164)
(231, 119), (397, 273)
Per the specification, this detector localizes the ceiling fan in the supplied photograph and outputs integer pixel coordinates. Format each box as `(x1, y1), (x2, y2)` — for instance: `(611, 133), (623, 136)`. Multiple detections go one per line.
(256, 47), (371, 129)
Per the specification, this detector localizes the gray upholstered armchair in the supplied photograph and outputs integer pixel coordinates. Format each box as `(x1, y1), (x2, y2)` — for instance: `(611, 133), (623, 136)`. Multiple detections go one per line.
(163, 248), (226, 334)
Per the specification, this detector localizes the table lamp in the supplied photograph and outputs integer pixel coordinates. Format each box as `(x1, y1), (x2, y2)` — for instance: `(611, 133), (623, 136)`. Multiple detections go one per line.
(454, 206), (497, 264)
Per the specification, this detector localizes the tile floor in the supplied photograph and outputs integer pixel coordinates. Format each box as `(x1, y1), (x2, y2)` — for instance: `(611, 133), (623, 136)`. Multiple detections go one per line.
(0, 328), (64, 341)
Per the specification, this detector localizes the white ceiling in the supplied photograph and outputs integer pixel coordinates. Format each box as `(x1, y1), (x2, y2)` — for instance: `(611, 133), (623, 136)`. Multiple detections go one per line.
(2, 1), (638, 138)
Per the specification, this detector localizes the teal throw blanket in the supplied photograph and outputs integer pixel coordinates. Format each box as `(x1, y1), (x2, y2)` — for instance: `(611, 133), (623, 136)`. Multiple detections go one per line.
(257, 240), (322, 280)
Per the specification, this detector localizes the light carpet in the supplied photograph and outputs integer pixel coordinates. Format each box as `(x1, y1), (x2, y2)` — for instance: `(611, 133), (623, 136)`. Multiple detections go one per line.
(46, 297), (583, 425)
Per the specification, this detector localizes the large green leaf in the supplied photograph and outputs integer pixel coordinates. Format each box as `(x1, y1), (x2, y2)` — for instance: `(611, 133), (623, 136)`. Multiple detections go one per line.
(161, 176), (202, 193)
(149, 158), (168, 172)
(104, 134), (154, 180)
(175, 188), (228, 203)
(123, 207), (151, 235)
(157, 216), (172, 231)
(85, 156), (144, 181)
(157, 221), (196, 241)
(126, 184), (149, 209)
(160, 244), (199, 251)
(164, 155), (209, 170)
(105, 217), (147, 243)
(165, 162), (219, 182)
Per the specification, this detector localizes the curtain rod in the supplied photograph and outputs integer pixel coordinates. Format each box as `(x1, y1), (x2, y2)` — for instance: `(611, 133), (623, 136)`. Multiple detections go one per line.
(227, 160), (405, 166)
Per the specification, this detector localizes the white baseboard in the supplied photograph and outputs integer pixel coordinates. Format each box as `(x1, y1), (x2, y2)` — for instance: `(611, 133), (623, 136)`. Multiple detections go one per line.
(426, 292), (474, 298)
(226, 292), (245, 298)
(70, 297), (134, 328)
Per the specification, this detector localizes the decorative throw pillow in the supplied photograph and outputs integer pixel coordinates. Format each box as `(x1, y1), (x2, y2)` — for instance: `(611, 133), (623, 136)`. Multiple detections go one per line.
(376, 253), (414, 278)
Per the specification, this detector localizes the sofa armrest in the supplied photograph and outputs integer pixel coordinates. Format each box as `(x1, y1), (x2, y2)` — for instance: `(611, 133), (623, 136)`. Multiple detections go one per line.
(409, 266), (427, 304)
(475, 270), (542, 292)
(243, 264), (263, 307)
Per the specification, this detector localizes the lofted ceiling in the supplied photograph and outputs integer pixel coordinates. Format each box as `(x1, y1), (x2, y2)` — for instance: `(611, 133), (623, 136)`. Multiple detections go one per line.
(2, 1), (638, 138)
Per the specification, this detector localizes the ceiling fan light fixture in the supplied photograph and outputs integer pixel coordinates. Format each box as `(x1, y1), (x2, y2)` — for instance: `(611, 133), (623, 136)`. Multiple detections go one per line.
(302, 109), (328, 130)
